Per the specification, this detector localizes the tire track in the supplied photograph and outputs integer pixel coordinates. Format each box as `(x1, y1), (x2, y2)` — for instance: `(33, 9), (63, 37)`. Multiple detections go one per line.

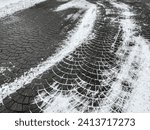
(99, 1), (150, 113)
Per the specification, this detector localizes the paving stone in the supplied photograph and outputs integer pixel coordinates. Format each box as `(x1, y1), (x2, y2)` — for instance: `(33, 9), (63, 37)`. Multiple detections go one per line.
(0, 0), (149, 113)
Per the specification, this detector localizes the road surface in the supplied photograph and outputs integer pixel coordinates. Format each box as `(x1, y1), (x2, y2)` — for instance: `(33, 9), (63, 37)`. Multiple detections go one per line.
(0, 0), (150, 113)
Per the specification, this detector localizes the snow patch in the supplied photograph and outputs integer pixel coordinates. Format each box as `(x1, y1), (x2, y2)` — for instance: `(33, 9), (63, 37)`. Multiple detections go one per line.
(55, 0), (92, 11)
(0, 0), (47, 18)
(35, 92), (79, 113)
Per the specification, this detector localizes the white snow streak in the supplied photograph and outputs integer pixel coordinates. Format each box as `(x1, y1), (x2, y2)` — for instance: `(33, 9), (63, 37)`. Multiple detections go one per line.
(55, 0), (91, 11)
(0, 0), (47, 18)
(0, 0), (97, 104)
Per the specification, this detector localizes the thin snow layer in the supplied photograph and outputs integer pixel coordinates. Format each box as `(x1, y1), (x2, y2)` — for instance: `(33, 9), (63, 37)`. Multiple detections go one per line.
(126, 37), (150, 112)
(0, 0), (46, 18)
(55, 0), (91, 11)
(0, 0), (21, 8)
(99, 3), (138, 112)
(100, 2), (150, 112)
(111, 2), (129, 10)
(39, 94), (75, 113)
(113, 3), (150, 113)
(34, 87), (86, 113)
(35, 80), (91, 113)
(0, 0), (97, 103)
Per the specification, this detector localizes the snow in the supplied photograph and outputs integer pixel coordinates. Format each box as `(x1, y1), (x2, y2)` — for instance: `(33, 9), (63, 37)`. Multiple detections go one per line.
(113, 2), (150, 113)
(0, 0), (21, 8)
(126, 37), (150, 112)
(35, 90), (80, 113)
(97, 2), (138, 113)
(55, 0), (91, 11)
(65, 10), (83, 21)
(0, 0), (47, 18)
(1, 0), (149, 113)
(0, 0), (97, 104)
(99, 1), (150, 113)
(0, 67), (9, 74)
(34, 80), (90, 112)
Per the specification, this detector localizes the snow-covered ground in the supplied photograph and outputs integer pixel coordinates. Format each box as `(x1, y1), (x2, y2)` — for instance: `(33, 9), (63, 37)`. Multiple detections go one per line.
(112, 2), (150, 113)
(0, 0), (47, 18)
(100, 1), (150, 113)
(0, 0), (21, 8)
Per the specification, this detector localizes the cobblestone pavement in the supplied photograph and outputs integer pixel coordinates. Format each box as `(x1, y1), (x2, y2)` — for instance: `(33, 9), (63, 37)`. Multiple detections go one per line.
(0, 0), (150, 113)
